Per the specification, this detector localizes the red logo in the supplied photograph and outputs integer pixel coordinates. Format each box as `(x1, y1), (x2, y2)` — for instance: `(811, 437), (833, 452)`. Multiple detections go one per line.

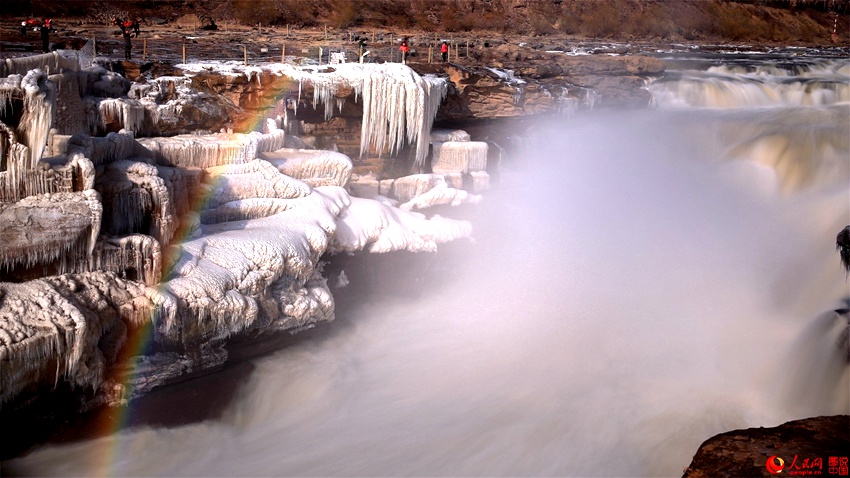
(768, 456), (786, 475)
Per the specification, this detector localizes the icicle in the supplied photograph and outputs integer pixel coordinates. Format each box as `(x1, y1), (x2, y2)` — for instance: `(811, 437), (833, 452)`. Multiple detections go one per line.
(98, 98), (146, 134)
(17, 69), (55, 175)
(282, 63), (445, 167)
(1, 52), (75, 77)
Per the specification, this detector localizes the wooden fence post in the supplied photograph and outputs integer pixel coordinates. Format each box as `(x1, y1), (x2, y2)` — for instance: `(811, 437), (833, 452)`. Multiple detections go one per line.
(281, 43), (285, 63)
(182, 43), (186, 63)
(244, 45), (247, 65)
(143, 38), (147, 60)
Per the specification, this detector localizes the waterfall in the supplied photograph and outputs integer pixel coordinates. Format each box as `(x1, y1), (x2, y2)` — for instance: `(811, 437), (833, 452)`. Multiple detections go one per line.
(4, 48), (848, 478)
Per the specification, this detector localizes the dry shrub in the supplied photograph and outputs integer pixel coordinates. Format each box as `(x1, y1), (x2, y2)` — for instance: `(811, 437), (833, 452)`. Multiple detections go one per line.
(327, 0), (362, 28)
(626, 4), (674, 38)
(556, 9), (581, 34)
(578, 2), (623, 38)
(529, 13), (558, 35)
(229, 0), (318, 26)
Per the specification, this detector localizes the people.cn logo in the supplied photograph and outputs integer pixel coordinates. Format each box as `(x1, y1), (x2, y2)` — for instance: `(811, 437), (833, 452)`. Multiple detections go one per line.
(767, 456), (786, 474)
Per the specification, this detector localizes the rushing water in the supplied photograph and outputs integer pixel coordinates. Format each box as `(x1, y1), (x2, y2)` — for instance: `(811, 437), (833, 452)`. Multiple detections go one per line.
(4, 49), (849, 477)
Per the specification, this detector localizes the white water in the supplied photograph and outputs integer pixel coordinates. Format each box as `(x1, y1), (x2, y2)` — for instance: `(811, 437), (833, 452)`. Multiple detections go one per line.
(6, 55), (850, 477)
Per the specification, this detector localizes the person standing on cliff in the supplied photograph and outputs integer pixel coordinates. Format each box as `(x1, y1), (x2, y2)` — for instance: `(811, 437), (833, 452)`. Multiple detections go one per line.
(358, 37), (368, 63)
(399, 40), (410, 64)
(440, 41), (449, 62)
(39, 19), (52, 52)
(122, 23), (133, 60)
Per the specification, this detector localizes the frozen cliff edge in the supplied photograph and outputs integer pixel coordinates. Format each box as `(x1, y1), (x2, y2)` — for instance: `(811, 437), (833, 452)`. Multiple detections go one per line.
(0, 55), (480, 412)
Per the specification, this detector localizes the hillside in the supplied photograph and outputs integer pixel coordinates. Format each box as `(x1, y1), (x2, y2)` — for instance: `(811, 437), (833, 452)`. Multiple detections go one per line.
(4, 0), (849, 45)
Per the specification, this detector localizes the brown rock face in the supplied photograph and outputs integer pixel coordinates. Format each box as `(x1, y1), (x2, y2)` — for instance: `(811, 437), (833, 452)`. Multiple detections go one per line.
(683, 415), (850, 478)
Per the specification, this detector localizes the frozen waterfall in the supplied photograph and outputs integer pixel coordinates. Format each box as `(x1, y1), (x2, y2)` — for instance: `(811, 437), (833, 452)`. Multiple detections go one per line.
(283, 63), (447, 168)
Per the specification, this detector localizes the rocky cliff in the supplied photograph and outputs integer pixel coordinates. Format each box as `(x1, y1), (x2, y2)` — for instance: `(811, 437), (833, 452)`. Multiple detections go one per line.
(683, 415), (850, 478)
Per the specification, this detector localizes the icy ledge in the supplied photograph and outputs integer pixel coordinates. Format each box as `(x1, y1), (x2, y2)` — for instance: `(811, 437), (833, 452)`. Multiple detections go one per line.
(0, 176), (472, 406)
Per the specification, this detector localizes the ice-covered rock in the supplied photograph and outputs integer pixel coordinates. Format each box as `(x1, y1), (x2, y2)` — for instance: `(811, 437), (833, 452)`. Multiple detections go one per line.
(137, 127), (285, 169)
(398, 183), (482, 211)
(431, 141), (488, 174)
(430, 128), (471, 142)
(330, 193), (473, 254)
(0, 191), (101, 275)
(0, 55), (483, 413)
(0, 272), (147, 404)
(284, 63), (447, 168)
(259, 147), (352, 188)
(348, 173), (381, 199)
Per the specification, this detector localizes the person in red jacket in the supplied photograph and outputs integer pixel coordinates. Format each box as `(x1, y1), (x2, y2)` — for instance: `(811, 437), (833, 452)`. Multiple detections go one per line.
(440, 41), (449, 62)
(399, 40), (410, 64)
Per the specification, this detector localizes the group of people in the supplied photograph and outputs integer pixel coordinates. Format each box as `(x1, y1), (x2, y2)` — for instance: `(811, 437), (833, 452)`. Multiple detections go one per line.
(113, 17), (141, 60)
(398, 39), (449, 64)
(19, 18), (54, 52)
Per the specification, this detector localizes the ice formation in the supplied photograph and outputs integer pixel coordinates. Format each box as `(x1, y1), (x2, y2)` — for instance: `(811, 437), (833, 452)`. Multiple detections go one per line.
(259, 148), (353, 188)
(431, 141), (488, 174)
(0, 272), (147, 404)
(203, 159), (311, 209)
(0, 51), (80, 78)
(16, 70), (55, 175)
(88, 234), (163, 286)
(0, 54), (483, 409)
(152, 186), (343, 345)
(98, 98), (147, 135)
(330, 194), (473, 254)
(96, 159), (177, 244)
(284, 63), (447, 168)
(398, 183), (482, 211)
(385, 173), (481, 211)
(0, 191), (102, 273)
(137, 126), (285, 169)
(430, 128), (472, 142)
